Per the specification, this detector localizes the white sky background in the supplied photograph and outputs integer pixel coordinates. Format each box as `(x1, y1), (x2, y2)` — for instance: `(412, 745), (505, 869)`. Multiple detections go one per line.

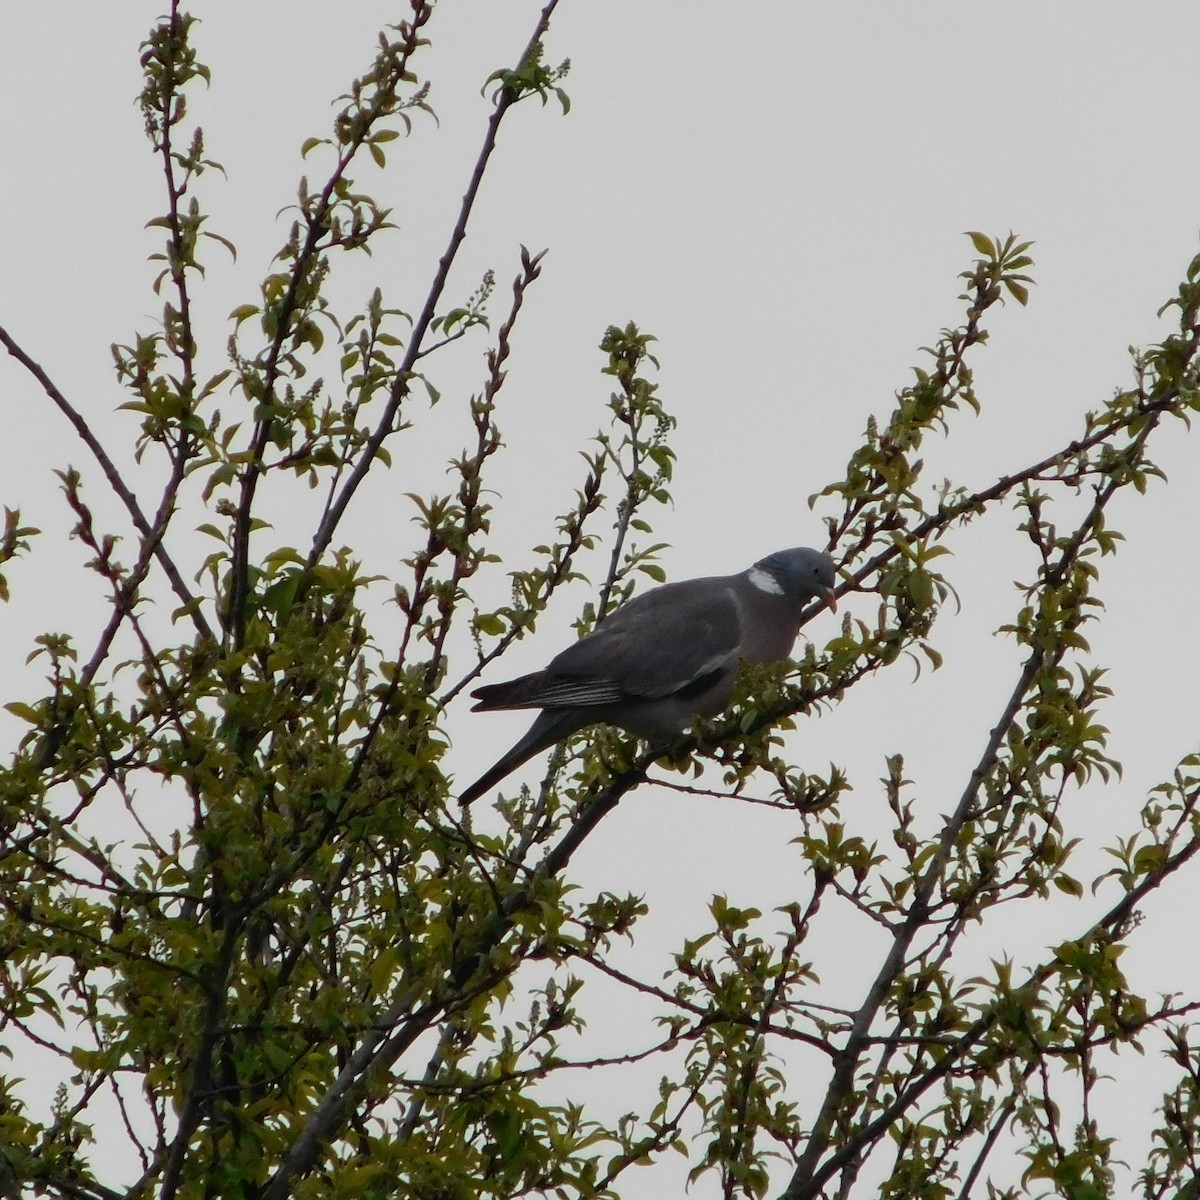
(3, 2), (1200, 1195)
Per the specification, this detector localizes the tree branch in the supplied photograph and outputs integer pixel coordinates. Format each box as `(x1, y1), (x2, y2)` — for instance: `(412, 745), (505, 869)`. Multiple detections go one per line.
(0, 325), (212, 644)
(306, 0), (564, 569)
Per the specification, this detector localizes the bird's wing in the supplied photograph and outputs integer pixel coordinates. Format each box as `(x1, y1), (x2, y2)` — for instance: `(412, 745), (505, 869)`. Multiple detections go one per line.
(530, 576), (742, 705)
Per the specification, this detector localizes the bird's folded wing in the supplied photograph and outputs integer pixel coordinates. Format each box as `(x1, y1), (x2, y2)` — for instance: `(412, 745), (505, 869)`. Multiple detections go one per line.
(511, 675), (627, 707)
(538, 578), (742, 702)
(470, 667), (628, 711)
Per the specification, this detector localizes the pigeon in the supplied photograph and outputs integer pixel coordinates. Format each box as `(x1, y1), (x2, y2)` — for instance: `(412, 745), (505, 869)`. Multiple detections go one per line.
(458, 547), (837, 806)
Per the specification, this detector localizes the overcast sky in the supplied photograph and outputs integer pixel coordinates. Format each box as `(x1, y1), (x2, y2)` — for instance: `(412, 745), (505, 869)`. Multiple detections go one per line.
(4, 4), (1200, 1194)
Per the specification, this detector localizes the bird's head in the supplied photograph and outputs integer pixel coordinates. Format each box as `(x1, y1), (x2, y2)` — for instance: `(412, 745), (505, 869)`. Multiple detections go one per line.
(751, 547), (838, 611)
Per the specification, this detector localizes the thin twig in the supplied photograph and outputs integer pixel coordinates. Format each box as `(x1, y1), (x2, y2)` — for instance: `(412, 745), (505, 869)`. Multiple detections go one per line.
(0, 325), (212, 644)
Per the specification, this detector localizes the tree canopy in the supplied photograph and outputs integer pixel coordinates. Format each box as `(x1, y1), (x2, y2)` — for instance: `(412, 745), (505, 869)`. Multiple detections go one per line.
(2, 5), (1200, 1199)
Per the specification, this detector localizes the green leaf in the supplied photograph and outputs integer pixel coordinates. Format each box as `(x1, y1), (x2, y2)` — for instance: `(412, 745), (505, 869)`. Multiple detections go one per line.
(1053, 875), (1083, 898)
(474, 613), (506, 637)
(3, 702), (41, 724)
(965, 230), (995, 257)
(229, 303), (260, 327)
(1005, 279), (1030, 306)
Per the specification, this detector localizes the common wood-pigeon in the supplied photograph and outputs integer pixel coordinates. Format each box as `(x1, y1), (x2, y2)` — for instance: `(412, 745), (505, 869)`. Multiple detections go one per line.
(458, 547), (837, 806)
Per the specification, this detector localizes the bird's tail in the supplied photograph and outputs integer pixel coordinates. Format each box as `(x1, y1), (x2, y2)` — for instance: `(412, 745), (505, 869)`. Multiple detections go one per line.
(458, 710), (585, 806)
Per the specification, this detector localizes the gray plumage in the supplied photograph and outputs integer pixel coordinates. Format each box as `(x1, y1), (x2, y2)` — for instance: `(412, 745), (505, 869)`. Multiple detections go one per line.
(458, 547), (837, 807)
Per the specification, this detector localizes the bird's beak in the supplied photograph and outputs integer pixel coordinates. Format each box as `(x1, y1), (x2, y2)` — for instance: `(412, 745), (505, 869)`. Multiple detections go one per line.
(822, 587), (838, 613)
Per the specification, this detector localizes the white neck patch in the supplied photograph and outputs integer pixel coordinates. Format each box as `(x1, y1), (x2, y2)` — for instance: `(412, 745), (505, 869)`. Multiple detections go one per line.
(747, 565), (784, 595)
